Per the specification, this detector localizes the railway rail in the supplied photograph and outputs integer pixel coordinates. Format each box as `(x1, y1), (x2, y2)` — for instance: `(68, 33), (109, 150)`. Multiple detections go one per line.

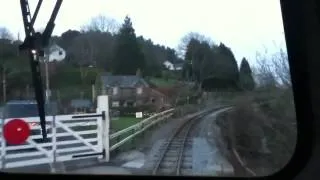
(151, 107), (227, 176)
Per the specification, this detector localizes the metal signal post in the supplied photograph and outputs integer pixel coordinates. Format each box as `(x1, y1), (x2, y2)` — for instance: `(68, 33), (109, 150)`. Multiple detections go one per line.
(19, 0), (63, 139)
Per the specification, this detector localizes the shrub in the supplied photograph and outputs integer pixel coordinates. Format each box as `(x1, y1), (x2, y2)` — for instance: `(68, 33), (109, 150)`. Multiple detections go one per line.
(220, 88), (297, 175)
(228, 97), (267, 155)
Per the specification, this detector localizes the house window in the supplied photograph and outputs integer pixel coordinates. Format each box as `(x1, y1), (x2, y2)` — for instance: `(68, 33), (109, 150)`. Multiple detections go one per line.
(151, 98), (156, 103)
(136, 100), (143, 106)
(127, 101), (134, 107)
(102, 86), (106, 95)
(113, 87), (118, 95)
(123, 101), (127, 107)
(122, 88), (132, 96)
(136, 87), (143, 95)
(107, 88), (112, 95)
(112, 101), (120, 107)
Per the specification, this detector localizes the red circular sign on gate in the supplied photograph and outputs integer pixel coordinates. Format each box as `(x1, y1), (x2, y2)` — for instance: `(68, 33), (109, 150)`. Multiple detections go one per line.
(3, 119), (30, 145)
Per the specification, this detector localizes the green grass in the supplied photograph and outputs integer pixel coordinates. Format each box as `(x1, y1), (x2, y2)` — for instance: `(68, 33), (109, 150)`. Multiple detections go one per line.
(149, 77), (177, 87)
(110, 116), (145, 152)
(110, 116), (143, 131)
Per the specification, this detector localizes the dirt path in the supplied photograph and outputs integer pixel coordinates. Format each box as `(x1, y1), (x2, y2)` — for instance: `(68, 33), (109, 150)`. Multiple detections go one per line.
(200, 108), (234, 176)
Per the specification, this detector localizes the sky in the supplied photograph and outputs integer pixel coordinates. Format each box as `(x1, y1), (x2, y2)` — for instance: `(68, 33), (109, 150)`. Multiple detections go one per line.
(0, 0), (287, 65)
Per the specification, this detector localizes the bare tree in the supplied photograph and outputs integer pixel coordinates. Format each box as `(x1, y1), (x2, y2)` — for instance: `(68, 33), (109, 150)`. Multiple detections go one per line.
(68, 34), (97, 91)
(271, 48), (291, 87)
(254, 51), (277, 88)
(254, 47), (291, 88)
(81, 15), (120, 35)
(176, 32), (214, 59)
(0, 27), (13, 40)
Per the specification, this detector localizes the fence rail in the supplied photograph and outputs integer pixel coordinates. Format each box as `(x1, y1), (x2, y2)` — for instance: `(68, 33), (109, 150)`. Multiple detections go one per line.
(109, 108), (175, 151)
(108, 105), (229, 152)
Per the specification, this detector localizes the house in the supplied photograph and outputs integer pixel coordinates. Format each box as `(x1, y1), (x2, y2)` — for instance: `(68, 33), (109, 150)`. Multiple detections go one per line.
(163, 60), (183, 71)
(44, 43), (66, 62)
(163, 61), (175, 70)
(97, 75), (170, 112)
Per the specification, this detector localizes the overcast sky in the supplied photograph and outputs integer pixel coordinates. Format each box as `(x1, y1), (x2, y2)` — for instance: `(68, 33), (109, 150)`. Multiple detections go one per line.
(0, 0), (286, 65)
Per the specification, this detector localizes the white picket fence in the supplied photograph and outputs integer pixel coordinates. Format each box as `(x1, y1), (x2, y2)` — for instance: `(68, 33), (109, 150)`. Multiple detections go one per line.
(0, 95), (176, 170)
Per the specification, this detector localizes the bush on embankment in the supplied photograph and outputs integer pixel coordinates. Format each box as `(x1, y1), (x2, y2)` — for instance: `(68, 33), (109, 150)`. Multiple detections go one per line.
(216, 88), (297, 176)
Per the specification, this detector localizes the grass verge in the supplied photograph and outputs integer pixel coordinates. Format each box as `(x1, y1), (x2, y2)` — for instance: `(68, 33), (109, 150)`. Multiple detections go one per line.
(111, 116), (143, 132)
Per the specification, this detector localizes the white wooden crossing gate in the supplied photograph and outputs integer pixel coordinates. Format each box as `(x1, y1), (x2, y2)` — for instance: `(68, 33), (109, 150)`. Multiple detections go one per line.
(0, 96), (110, 170)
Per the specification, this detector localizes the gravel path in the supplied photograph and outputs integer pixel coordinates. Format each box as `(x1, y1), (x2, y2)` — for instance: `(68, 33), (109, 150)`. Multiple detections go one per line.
(190, 108), (233, 176)
(68, 165), (132, 175)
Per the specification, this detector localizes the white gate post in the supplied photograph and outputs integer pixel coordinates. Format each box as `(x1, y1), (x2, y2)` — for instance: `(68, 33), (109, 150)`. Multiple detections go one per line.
(97, 95), (110, 162)
(0, 118), (5, 169)
(50, 115), (57, 173)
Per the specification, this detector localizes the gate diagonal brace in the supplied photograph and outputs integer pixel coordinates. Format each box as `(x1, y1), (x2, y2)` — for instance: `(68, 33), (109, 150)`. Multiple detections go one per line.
(55, 121), (99, 152)
(69, 111), (106, 159)
(27, 139), (52, 158)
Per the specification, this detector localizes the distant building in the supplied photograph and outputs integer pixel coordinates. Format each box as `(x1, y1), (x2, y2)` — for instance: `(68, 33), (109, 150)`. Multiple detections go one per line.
(97, 75), (169, 112)
(163, 60), (183, 71)
(45, 43), (66, 62)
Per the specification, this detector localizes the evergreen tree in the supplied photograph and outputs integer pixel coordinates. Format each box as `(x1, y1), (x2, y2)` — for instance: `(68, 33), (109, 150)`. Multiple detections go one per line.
(112, 16), (145, 75)
(239, 57), (255, 90)
(214, 43), (239, 82)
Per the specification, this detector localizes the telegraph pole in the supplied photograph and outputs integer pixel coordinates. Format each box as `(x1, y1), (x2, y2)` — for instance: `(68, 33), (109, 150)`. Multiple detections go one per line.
(45, 59), (50, 102)
(2, 69), (6, 104)
(44, 47), (51, 103)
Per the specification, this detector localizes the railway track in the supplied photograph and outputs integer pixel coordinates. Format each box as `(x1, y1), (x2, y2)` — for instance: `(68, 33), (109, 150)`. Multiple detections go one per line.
(151, 113), (208, 176)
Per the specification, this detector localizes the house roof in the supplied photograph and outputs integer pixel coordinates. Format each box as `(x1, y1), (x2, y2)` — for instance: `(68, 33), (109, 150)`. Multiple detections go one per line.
(71, 99), (92, 108)
(101, 75), (149, 88)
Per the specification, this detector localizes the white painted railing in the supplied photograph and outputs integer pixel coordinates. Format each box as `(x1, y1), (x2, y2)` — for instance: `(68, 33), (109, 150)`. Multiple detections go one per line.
(109, 108), (175, 151)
